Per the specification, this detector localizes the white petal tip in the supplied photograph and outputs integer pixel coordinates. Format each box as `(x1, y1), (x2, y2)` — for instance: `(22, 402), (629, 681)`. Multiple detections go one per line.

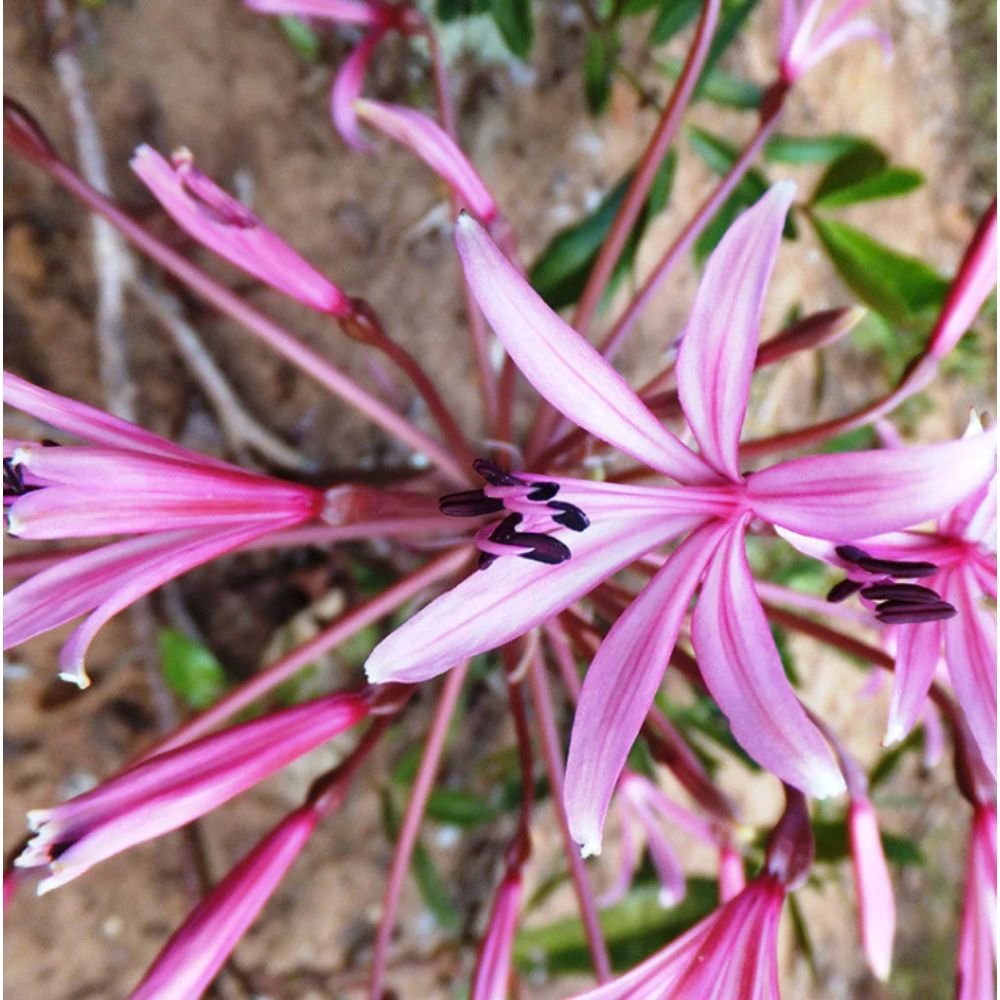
(58, 669), (91, 690)
(657, 888), (684, 909)
(577, 836), (602, 859)
(812, 771), (848, 800)
(455, 211), (476, 231)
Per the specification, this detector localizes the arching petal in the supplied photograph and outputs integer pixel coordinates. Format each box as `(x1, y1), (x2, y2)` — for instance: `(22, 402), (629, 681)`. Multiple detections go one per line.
(692, 525), (846, 798)
(884, 621), (943, 746)
(675, 182), (795, 481)
(454, 215), (716, 484)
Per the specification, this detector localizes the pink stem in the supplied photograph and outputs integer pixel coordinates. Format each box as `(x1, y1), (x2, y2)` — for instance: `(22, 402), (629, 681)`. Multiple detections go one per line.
(527, 652), (612, 983)
(19, 146), (469, 485)
(369, 659), (470, 999)
(143, 546), (471, 756)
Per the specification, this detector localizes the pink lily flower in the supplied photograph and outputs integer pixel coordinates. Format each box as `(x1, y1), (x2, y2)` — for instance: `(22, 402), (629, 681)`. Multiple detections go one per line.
(130, 801), (324, 1000)
(15, 690), (368, 894)
(786, 413), (997, 776)
(599, 770), (716, 909)
(4, 372), (324, 686)
(470, 865), (523, 1000)
(353, 99), (500, 225)
(779, 0), (892, 86)
(364, 184), (996, 853)
(958, 802), (997, 1000)
(848, 796), (895, 981)
(131, 145), (353, 315)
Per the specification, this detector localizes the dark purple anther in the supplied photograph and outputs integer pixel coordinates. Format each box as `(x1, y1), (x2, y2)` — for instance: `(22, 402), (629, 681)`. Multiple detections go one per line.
(473, 458), (523, 487)
(875, 601), (958, 624)
(835, 544), (871, 565)
(860, 583), (943, 604)
(439, 489), (505, 517)
(527, 482), (560, 502)
(855, 555), (938, 579)
(547, 501), (590, 532)
(826, 579), (863, 603)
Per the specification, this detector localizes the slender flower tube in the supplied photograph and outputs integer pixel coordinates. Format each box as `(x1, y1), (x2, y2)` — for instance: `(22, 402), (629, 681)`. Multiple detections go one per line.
(131, 145), (352, 315)
(4, 373), (324, 685)
(471, 866), (523, 1000)
(957, 802), (997, 1000)
(848, 797), (895, 981)
(779, 0), (891, 85)
(354, 99), (500, 224)
(15, 690), (368, 893)
(365, 186), (996, 852)
(130, 802), (323, 1000)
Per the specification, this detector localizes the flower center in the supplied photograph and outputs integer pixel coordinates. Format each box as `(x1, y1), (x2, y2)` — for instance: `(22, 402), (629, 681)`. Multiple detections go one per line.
(439, 459), (590, 570)
(826, 544), (956, 624)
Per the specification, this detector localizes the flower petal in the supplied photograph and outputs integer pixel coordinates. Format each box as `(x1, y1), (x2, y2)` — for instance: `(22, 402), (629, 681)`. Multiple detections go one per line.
(675, 182), (795, 481)
(364, 513), (705, 685)
(849, 797), (896, 981)
(884, 620), (943, 746)
(244, 0), (381, 23)
(454, 215), (716, 484)
(331, 29), (385, 151)
(564, 520), (727, 856)
(748, 431), (997, 540)
(692, 524), (846, 798)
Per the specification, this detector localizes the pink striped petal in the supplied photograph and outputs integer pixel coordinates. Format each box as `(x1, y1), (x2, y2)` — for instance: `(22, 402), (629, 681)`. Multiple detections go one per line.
(692, 524), (845, 799)
(848, 797), (895, 981)
(244, 0), (381, 23)
(675, 182), (795, 481)
(748, 432), (997, 540)
(799, 18), (891, 76)
(958, 805), (997, 1000)
(943, 571), (997, 777)
(331, 29), (385, 151)
(364, 513), (705, 685)
(454, 214), (717, 484)
(470, 869), (522, 1000)
(884, 620), (943, 746)
(565, 520), (726, 856)
(718, 843), (746, 903)
(354, 100), (498, 223)
(130, 804), (322, 1000)
(4, 372), (215, 464)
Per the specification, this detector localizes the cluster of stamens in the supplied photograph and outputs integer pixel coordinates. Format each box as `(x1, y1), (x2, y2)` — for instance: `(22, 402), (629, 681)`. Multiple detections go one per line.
(440, 459), (590, 570)
(827, 544), (956, 624)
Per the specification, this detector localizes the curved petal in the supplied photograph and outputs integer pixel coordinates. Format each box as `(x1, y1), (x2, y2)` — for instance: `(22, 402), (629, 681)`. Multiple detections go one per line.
(943, 570), (997, 777)
(692, 525), (846, 798)
(364, 513), (705, 685)
(800, 18), (891, 75)
(454, 215), (716, 484)
(849, 797), (896, 981)
(748, 432), (997, 540)
(675, 183), (795, 481)
(331, 29), (385, 151)
(884, 620), (943, 746)
(244, 0), (380, 23)
(564, 520), (727, 856)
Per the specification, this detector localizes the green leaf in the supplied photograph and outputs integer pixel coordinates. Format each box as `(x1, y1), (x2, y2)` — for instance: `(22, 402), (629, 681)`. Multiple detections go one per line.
(698, 0), (760, 85)
(809, 215), (950, 325)
(812, 143), (923, 207)
(426, 788), (500, 827)
(158, 629), (227, 709)
(868, 727), (925, 789)
(529, 152), (676, 310)
(658, 57), (763, 109)
(818, 425), (877, 453)
(649, 0), (701, 44)
(763, 133), (865, 165)
(277, 16), (322, 64)
(812, 818), (923, 866)
(436, 0), (491, 19)
(515, 879), (718, 974)
(584, 32), (615, 115)
(490, 0), (533, 58)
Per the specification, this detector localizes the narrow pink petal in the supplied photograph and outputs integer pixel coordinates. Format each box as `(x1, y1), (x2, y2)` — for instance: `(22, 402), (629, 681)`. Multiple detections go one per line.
(849, 797), (895, 980)
(454, 214), (717, 484)
(355, 100), (498, 223)
(943, 571), (997, 777)
(3, 531), (209, 651)
(3, 372), (215, 463)
(364, 513), (705, 685)
(565, 520), (728, 856)
(598, 798), (642, 909)
(331, 29), (385, 151)
(927, 200), (996, 361)
(748, 432), (997, 540)
(884, 620), (943, 747)
(629, 798), (687, 907)
(675, 182), (795, 481)
(58, 519), (301, 686)
(718, 843), (746, 903)
(957, 805), (997, 1000)
(130, 804), (321, 1000)
(244, 0), (380, 24)
(470, 869), (522, 1000)
(693, 524), (846, 798)
(799, 18), (892, 75)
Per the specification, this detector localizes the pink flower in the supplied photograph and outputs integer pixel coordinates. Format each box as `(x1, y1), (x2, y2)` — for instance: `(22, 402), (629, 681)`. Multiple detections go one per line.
(353, 99), (499, 224)
(130, 802), (324, 1000)
(471, 866), (523, 1000)
(15, 690), (368, 893)
(779, 0), (892, 85)
(131, 145), (352, 315)
(4, 372), (323, 686)
(364, 185), (996, 853)
(848, 796), (895, 981)
(958, 802), (997, 1000)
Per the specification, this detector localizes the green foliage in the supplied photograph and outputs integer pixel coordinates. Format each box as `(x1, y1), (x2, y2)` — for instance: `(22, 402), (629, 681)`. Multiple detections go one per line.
(658, 57), (763, 109)
(811, 142), (923, 208)
(649, 0), (702, 44)
(812, 817), (924, 866)
(529, 152), (676, 310)
(436, 0), (491, 19)
(809, 216), (950, 325)
(763, 133), (866, 164)
(277, 16), (322, 63)
(514, 879), (719, 974)
(490, 0), (533, 58)
(158, 628), (227, 709)
(585, 32), (616, 115)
